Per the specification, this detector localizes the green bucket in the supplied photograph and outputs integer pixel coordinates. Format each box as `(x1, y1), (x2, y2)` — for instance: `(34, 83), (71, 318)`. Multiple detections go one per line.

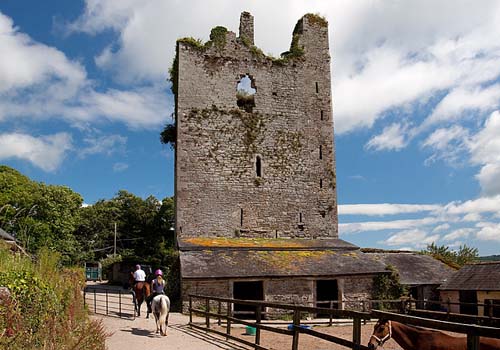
(245, 326), (256, 335)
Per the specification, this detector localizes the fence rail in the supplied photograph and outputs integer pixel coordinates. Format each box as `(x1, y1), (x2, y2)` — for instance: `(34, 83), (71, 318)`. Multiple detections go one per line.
(189, 294), (371, 350)
(84, 286), (135, 319)
(188, 294), (500, 350)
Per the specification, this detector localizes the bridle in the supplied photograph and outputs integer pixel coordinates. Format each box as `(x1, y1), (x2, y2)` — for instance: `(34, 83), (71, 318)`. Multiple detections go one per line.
(370, 320), (392, 347)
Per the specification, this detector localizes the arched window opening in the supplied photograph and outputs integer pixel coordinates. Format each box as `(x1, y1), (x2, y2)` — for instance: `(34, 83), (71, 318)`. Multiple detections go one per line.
(255, 155), (262, 177)
(236, 74), (256, 112)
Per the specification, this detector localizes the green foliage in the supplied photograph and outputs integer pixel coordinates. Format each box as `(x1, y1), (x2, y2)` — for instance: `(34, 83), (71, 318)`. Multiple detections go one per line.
(160, 122), (176, 148)
(421, 242), (479, 268)
(372, 265), (407, 310)
(304, 13), (328, 27)
(0, 166), (83, 264)
(208, 26), (228, 49)
(0, 245), (107, 349)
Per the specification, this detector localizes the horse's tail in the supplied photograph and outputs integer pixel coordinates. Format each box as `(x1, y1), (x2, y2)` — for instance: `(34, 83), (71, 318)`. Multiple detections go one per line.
(159, 296), (170, 335)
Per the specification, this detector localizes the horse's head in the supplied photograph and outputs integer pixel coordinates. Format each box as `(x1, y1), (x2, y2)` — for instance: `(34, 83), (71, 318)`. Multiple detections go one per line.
(368, 319), (392, 349)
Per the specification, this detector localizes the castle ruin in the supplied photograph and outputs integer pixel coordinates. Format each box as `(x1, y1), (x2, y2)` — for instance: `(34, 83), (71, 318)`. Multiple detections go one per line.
(173, 12), (386, 312)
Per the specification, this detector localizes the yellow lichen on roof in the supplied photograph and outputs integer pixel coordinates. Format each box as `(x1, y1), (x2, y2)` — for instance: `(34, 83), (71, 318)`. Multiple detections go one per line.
(183, 237), (316, 248)
(250, 250), (332, 272)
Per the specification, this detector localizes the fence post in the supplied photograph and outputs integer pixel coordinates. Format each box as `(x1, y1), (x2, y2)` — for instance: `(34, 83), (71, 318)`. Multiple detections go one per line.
(94, 288), (97, 314)
(256, 305), (262, 346)
(205, 298), (210, 329)
(467, 334), (479, 350)
(447, 297), (451, 315)
(218, 301), (222, 326)
(291, 309), (301, 350)
(119, 291), (122, 318)
(226, 301), (232, 339)
(329, 300), (333, 326)
(353, 317), (361, 350)
(106, 289), (109, 316)
(189, 296), (193, 325)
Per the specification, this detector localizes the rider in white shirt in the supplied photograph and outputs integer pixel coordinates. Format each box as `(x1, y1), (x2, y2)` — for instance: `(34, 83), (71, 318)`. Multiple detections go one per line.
(133, 264), (146, 284)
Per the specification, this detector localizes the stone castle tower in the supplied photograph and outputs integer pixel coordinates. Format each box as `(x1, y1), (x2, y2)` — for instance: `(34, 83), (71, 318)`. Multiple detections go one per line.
(174, 12), (338, 240)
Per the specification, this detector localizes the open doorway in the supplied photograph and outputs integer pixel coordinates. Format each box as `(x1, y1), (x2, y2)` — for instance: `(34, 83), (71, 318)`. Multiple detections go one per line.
(316, 279), (339, 317)
(233, 281), (264, 319)
(459, 290), (478, 315)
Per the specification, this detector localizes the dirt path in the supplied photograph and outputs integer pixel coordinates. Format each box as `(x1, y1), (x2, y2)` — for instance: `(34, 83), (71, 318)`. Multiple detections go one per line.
(96, 313), (403, 350)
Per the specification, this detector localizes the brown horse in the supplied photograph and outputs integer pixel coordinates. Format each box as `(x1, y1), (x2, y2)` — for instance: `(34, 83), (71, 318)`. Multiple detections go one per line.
(368, 319), (500, 350)
(129, 272), (151, 317)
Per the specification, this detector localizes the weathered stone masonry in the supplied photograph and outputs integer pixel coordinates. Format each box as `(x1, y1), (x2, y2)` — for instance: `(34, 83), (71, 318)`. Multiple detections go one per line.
(175, 12), (338, 239)
(173, 13), (388, 313)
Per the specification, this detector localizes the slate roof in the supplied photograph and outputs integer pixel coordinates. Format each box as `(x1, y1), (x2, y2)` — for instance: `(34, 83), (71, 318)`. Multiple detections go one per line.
(178, 237), (359, 251)
(180, 248), (387, 279)
(364, 251), (456, 286)
(0, 227), (16, 241)
(439, 262), (500, 291)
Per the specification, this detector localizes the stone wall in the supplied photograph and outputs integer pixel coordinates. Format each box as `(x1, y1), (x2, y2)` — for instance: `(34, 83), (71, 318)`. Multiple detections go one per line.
(175, 13), (338, 239)
(181, 275), (375, 314)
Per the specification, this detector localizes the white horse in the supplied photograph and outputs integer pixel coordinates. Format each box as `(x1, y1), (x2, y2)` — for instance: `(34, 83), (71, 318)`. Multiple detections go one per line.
(151, 294), (170, 336)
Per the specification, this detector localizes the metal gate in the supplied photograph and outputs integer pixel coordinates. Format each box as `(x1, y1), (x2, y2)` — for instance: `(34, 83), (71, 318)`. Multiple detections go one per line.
(84, 286), (136, 319)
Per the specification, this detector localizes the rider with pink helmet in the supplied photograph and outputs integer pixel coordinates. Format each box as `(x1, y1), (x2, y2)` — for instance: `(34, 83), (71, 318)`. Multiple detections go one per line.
(146, 268), (166, 314)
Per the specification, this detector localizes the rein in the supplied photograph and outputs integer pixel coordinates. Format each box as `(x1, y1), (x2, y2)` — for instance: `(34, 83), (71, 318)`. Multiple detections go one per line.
(370, 320), (392, 347)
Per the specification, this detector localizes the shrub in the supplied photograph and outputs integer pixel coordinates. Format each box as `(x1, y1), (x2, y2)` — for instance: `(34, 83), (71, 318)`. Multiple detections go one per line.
(0, 244), (108, 349)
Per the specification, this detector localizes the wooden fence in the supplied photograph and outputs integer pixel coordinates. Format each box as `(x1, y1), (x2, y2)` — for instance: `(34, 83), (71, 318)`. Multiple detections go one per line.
(188, 294), (371, 350)
(188, 294), (500, 350)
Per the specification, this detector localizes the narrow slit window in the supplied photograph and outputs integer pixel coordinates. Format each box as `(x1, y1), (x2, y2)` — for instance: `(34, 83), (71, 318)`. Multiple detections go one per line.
(320, 110), (324, 120)
(320, 178), (323, 188)
(256, 155), (262, 177)
(299, 212), (303, 223)
(315, 82), (319, 93)
(240, 208), (243, 226)
(319, 145), (323, 160)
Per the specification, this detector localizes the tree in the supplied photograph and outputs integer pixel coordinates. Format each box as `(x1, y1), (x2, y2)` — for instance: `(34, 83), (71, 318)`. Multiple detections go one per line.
(422, 242), (478, 268)
(0, 166), (83, 264)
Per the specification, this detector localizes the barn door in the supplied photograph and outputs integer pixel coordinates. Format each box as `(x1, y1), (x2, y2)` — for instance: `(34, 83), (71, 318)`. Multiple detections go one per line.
(233, 281), (264, 319)
(459, 290), (478, 315)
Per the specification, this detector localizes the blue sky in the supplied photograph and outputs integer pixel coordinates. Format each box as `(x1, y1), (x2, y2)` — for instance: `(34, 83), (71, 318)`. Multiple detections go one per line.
(1, 0), (500, 256)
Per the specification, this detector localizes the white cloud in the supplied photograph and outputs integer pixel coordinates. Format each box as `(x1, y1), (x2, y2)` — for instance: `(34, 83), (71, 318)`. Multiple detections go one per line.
(113, 162), (129, 172)
(80, 134), (127, 158)
(0, 132), (72, 171)
(462, 213), (482, 222)
(0, 12), (171, 129)
(442, 228), (474, 241)
(421, 125), (469, 166)
(476, 222), (500, 242)
(383, 229), (439, 249)
(432, 223), (450, 233)
(339, 203), (441, 216)
(339, 217), (440, 234)
(365, 123), (409, 151)
(445, 195), (500, 215)
(424, 85), (500, 128)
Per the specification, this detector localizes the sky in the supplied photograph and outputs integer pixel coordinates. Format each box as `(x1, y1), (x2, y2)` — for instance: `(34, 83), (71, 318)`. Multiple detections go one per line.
(1, 0), (500, 256)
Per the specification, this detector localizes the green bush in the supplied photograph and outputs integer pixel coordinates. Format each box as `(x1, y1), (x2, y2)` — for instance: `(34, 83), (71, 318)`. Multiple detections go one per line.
(0, 245), (107, 349)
